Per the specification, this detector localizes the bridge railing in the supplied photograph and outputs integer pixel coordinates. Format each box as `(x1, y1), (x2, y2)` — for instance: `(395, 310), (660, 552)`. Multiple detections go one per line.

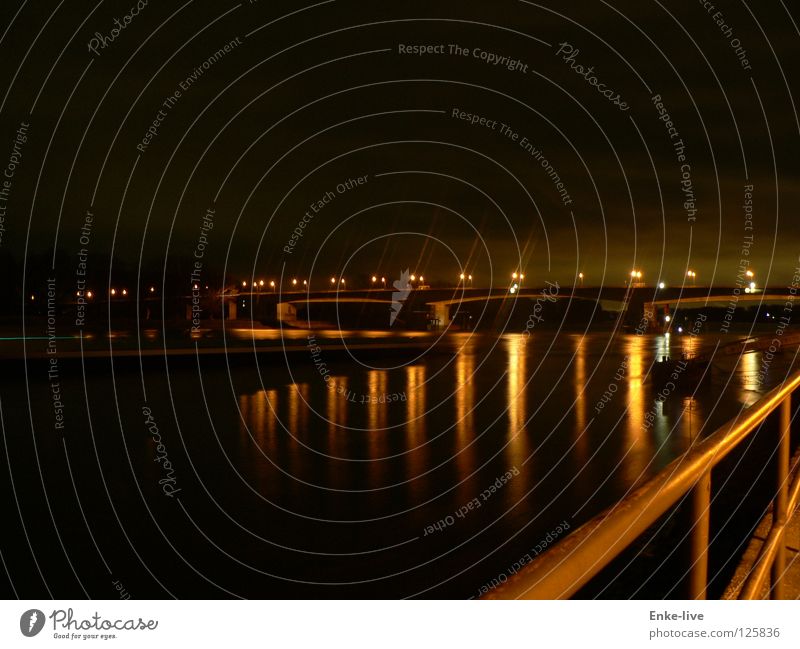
(484, 369), (800, 600)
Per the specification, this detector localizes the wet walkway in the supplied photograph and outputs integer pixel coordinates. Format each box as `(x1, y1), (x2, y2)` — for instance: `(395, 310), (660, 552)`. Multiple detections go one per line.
(723, 499), (800, 599)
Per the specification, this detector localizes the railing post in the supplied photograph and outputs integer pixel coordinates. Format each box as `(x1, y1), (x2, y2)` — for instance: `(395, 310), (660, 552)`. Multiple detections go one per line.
(770, 396), (791, 599)
(689, 471), (711, 599)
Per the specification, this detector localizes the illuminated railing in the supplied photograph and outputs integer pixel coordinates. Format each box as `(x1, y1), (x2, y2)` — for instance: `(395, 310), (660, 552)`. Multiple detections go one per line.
(484, 370), (800, 600)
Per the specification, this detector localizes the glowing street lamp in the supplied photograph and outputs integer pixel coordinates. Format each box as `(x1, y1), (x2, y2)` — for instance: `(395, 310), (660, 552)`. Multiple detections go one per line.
(381, 277), (386, 287)
(468, 274), (473, 287)
(410, 274), (416, 282)
(330, 277), (336, 285)
(511, 272), (518, 280)
(110, 288), (116, 296)
(242, 280), (247, 288)
(578, 272), (584, 287)
(270, 280), (276, 291)
(665, 314), (671, 323)
(340, 278), (345, 286)
(628, 270), (643, 289)
(86, 291), (93, 299)
(292, 278), (298, 287)
(371, 276), (377, 284)
(658, 281), (666, 290)
(746, 270), (754, 279)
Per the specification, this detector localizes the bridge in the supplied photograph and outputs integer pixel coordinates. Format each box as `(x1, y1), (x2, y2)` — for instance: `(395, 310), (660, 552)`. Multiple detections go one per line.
(225, 285), (630, 327)
(644, 294), (795, 324)
(220, 285), (788, 330)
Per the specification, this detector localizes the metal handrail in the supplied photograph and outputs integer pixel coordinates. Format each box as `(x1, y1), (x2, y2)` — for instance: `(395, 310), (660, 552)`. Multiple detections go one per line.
(484, 369), (800, 600)
(739, 449), (800, 599)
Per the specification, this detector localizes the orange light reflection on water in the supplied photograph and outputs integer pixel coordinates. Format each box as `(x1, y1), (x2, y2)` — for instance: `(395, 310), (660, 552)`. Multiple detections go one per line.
(405, 365), (427, 496)
(454, 344), (476, 499)
(505, 335), (529, 472)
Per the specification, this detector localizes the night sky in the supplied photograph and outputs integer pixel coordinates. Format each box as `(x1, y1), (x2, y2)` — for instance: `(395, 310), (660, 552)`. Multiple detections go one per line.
(0, 0), (798, 292)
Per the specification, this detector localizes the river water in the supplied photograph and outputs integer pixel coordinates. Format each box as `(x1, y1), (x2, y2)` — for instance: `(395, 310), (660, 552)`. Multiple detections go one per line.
(1, 329), (796, 598)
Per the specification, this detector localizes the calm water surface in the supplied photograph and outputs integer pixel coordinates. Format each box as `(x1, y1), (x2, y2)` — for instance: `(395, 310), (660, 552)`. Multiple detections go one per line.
(2, 331), (792, 598)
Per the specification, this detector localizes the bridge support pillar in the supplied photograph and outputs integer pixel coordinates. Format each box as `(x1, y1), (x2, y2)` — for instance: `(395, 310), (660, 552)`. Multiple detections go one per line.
(432, 303), (450, 328)
(643, 302), (657, 331)
(277, 302), (297, 324)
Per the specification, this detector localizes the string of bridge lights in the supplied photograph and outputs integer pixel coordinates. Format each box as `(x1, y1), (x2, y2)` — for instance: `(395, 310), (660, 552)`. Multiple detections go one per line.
(33, 268), (758, 303)
(629, 268), (758, 293)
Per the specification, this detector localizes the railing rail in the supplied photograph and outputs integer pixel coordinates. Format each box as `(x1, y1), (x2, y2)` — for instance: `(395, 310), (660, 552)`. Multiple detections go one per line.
(739, 448), (800, 599)
(484, 369), (800, 600)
